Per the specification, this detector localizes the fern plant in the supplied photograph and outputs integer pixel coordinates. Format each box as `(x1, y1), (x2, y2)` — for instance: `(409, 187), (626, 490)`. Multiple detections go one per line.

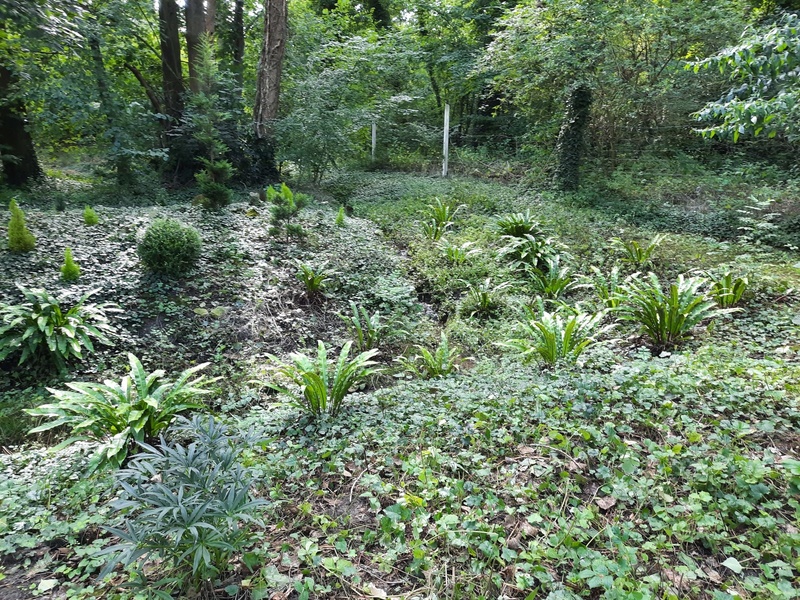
(498, 233), (566, 272)
(614, 273), (732, 350)
(527, 256), (577, 299)
(268, 341), (380, 417)
(100, 416), (266, 589)
(610, 234), (666, 267)
(60, 247), (81, 282)
(7, 199), (35, 252)
(27, 354), (212, 471)
(463, 278), (512, 318)
(340, 302), (384, 351)
(422, 197), (459, 241)
(296, 261), (334, 300)
(506, 305), (612, 365)
(83, 205), (99, 225)
(399, 332), (462, 379)
(0, 285), (116, 372)
(580, 265), (623, 308)
(709, 272), (748, 308)
(496, 210), (544, 238)
(440, 240), (480, 265)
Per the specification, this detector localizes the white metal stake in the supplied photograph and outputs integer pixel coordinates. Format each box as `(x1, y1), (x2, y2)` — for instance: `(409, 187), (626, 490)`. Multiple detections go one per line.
(442, 103), (450, 177)
(371, 122), (377, 161)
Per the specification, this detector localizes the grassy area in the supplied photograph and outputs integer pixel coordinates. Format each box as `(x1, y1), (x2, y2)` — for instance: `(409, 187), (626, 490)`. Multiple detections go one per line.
(0, 170), (799, 599)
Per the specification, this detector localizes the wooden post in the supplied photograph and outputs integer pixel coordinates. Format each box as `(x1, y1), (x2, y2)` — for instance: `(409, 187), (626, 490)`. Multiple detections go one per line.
(371, 122), (377, 162)
(442, 103), (450, 177)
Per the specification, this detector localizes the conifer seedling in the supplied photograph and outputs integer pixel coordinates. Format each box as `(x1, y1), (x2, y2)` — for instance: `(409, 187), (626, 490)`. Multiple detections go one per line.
(7, 199), (36, 252)
(61, 247), (80, 281)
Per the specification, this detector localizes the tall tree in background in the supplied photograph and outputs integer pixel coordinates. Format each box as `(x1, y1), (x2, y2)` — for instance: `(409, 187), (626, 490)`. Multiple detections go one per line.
(0, 65), (42, 186)
(185, 0), (206, 92)
(254, 0), (288, 139)
(159, 0), (184, 120)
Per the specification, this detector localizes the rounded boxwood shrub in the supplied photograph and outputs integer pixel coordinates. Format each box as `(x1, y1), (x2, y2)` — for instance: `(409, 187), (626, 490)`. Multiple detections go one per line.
(138, 218), (202, 276)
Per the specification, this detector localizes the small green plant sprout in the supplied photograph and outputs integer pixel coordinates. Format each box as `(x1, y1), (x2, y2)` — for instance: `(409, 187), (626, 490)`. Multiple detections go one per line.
(614, 272), (734, 350)
(0, 285), (116, 373)
(7, 199), (36, 252)
(610, 233), (666, 267)
(100, 415), (266, 589)
(496, 210), (545, 238)
(505, 304), (612, 365)
(83, 205), (99, 225)
(579, 265), (623, 308)
(463, 278), (512, 318)
(527, 255), (577, 299)
(497, 233), (567, 272)
(399, 332), (463, 379)
(26, 354), (212, 472)
(421, 197), (460, 241)
(439, 240), (480, 265)
(296, 261), (334, 301)
(335, 205), (346, 227)
(340, 301), (384, 351)
(709, 272), (748, 308)
(267, 341), (380, 417)
(268, 182), (309, 240)
(60, 247), (80, 282)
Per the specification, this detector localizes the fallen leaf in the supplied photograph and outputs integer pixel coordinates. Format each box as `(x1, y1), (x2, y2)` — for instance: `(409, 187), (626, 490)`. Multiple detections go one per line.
(595, 496), (617, 511)
(721, 556), (743, 574)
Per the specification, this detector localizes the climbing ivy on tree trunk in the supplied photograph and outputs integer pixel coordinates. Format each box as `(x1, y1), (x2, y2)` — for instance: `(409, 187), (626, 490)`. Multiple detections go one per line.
(553, 84), (592, 192)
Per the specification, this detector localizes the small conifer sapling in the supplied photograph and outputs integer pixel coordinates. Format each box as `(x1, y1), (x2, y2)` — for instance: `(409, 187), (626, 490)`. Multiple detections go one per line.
(335, 206), (346, 227)
(61, 247), (81, 281)
(7, 199), (36, 252)
(84, 205), (99, 225)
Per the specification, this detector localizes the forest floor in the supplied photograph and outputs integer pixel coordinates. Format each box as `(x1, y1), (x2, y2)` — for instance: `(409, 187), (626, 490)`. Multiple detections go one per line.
(1, 171), (799, 599)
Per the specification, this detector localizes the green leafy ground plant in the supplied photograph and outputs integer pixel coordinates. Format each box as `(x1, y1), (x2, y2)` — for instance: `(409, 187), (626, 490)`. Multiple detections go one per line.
(340, 301), (384, 351)
(400, 332), (462, 379)
(422, 197), (459, 241)
(615, 272), (732, 350)
(0, 286), (116, 372)
(83, 205), (99, 225)
(710, 272), (748, 308)
(27, 353), (212, 471)
(610, 233), (666, 267)
(60, 247), (81, 282)
(269, 341), (380, 417)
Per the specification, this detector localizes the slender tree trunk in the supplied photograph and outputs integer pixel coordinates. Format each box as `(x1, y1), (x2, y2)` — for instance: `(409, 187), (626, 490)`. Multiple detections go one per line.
(125, 63), (162, 115)
(0, 65), (42, 186)
(254, 0), (287, 139)
(365, 0), (391, 29)
(232, 0), (245, 87)
(185, 0), (206, 93)
(159, 0), (184, 120)
(89, 34), (132, 185)
(206, 0), (217, 36)
(416, 5), (441, 109)
(553, 84), (592, 192)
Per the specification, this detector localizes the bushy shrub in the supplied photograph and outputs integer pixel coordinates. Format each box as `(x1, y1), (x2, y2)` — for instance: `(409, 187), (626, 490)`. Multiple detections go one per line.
(83, 205), (99, 225)
(268, 183), (308, 240)
(268, 341), (380, 417)
(100, 416), (266, 589)
(60, 247), (80, 282)
(0, 285), (116, 373)
(138, 218), (202, 277)
(27, 353), (212, 471)
(7, 199), (35, 252)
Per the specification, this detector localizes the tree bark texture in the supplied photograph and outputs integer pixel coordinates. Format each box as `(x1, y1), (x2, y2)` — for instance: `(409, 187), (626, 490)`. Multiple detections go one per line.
(159, 0), (184, 119)
(232, 0), (245, 86)
(0, 65), (42, 186)
(553, 84), (592, 192)
(185, 0), (206, 93)
(253, 0), (287, 139)
(206, 0), (217, 36)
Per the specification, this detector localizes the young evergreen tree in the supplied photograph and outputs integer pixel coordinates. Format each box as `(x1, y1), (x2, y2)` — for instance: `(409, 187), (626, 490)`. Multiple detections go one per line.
(7, 199), (36, 252)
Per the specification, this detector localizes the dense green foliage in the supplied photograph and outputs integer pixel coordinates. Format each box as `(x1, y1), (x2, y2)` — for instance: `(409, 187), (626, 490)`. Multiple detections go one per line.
(83, 205), (98, 226)
(27, 354), (211, 471)
(60, 247), (80, 281)
(7, 199), (35, 252)
(137, 218), (202, 277)
(0, 286), (115, 372)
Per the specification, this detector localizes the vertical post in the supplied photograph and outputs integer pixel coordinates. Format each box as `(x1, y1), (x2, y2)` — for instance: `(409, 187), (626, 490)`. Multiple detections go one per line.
(442, 103), (450, 177)
(371, 122), (377, 162)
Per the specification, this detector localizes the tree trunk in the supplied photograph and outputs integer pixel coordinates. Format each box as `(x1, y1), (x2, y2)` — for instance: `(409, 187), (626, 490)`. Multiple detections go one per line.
(0, 65), (42, 186)
(159, 0), (184, 119)
(253, 0), (287, 139)
(206, 0), (217, 36)
(185, 0), (206, 93)
(232, 0), (245, 87)
(365, 0), (391, 29)
(125, 63), (162, 115)
(553, 84), (592, 192)
(89, 34), (132, 185)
